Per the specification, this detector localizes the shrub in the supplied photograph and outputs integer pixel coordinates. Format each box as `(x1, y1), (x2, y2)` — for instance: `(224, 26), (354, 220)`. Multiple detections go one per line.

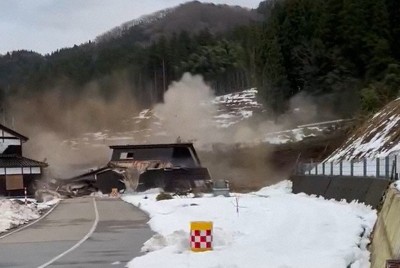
(360, 86), (380, 114)
(156, 192), (173, 201)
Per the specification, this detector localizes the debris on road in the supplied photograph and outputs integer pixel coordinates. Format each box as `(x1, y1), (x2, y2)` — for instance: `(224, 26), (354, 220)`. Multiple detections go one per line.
(48, 143), (213, 198)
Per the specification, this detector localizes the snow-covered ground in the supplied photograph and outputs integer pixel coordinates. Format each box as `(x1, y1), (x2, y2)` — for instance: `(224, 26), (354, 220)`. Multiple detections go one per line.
(0, 198), (58, 234)
(263, 126), (323, 144)
(122, 181), (377, 268)
(395, 181), (400, 192)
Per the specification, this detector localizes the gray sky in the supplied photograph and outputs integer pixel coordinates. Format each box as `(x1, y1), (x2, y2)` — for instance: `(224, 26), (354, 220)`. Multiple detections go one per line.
(0, 0), (260, 55)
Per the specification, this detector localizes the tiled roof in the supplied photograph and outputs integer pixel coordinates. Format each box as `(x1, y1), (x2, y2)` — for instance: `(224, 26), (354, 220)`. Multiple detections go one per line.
(0, 155), (48, 168)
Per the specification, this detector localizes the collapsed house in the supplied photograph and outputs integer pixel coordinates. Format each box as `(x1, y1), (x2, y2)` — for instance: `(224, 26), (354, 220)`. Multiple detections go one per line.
(0, 124), (47, 196)
(59, 166), (125, 197)
(62, 143), (212, 196)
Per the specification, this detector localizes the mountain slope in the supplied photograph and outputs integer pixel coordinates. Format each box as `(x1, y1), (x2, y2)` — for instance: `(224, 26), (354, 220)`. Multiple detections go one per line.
(96, 1), (260, 44)
(327, 97), (400, 161)
(0, 1), (261, 104)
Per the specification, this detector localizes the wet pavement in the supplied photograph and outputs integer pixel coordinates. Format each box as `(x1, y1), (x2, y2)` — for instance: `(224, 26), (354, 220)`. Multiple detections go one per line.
(0, 197), (152, 268)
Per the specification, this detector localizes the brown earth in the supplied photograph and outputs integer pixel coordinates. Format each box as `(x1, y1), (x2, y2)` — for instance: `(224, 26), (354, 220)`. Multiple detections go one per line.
(199, 129), (350, 192)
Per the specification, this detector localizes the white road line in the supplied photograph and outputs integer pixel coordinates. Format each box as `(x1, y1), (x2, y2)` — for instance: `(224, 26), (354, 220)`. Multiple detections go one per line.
(37, 198), (100, 268)
(0, 201), (60, 240)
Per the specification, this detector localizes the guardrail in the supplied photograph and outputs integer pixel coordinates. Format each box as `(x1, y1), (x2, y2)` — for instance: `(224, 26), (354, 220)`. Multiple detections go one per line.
(297, 154), (398, 180)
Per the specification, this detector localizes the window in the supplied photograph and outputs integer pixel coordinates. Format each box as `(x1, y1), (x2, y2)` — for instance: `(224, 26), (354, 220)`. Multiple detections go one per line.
(120, 152), (134, 160)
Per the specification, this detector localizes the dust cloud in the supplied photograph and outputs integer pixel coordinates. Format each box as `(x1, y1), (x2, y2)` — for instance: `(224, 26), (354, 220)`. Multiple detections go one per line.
(9, 73), (141, 178)
(152, 73), (283, 146)
(276, 92), (335, 129)
(151, 73), (222, 145)
(8, 71), (328, 190)
(149, 73), (327, 189)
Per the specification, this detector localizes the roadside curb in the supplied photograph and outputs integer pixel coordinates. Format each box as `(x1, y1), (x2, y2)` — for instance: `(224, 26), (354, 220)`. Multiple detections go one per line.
(0, 200), (61, 240)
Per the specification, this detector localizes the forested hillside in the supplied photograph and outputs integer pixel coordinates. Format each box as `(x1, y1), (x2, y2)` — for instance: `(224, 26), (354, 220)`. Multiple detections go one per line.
(254, 0), (400, 116)
(0, 1), (259, 108)
(0, 0), (399, 121)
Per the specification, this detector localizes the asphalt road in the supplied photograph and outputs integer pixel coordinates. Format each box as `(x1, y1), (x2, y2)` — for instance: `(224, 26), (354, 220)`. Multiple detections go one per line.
(0, 197), (153, 268)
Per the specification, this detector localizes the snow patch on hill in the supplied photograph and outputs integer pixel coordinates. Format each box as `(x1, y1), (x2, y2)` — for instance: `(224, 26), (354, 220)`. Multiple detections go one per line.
(63, 88), (265, 147)
(64, 88), (349, 150)
(212, 89), (262, 128)
(264, 119), (351, 145)
(327, 97), (400, 161)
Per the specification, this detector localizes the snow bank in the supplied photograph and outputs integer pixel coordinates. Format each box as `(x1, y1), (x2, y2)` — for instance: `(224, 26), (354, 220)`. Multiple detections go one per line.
(395, 181), (400, 192)
(0, 198), (59, 234)
(36, 198), (59, 211)
(123, 181), (377, 268)
(0, 200), (40, 233)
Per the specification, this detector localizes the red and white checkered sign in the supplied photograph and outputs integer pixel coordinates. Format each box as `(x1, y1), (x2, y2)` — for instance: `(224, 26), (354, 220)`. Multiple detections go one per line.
(190, 230), (213, 249)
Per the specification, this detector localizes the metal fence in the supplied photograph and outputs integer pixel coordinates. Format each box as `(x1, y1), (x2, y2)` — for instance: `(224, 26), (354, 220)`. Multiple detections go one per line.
(298, 154), (399, 180)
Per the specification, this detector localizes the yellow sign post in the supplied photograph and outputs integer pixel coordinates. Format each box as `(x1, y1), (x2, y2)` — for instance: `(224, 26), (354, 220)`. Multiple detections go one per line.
(190, 221), (213, 252)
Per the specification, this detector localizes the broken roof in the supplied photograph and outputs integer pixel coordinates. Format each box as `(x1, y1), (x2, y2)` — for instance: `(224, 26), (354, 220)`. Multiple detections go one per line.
(110, 143), (202, 165)
(109, 143), (196, 150)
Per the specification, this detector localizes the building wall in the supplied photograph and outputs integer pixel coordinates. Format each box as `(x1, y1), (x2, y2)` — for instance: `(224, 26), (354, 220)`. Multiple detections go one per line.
(0, 140), (21, 154)
(111, 147), (198, 167)
(0, 167), (41, 175)
(95, 171), (125, 194)
(0, 129), (22, 154)
(137, 167), (211, 192)
(370, 186), (400, 268)
(0, 174), (40, 196)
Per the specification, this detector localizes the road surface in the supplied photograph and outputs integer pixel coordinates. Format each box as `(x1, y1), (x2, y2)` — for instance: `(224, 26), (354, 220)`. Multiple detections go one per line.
(0, 197), (153, 268)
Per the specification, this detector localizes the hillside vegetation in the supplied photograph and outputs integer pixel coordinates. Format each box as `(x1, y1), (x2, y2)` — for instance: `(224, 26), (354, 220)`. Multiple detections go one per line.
(0, 0), (399, 121)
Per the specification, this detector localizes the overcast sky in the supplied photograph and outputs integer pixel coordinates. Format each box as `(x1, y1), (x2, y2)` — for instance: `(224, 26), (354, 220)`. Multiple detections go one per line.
(0, 0), (260, 55)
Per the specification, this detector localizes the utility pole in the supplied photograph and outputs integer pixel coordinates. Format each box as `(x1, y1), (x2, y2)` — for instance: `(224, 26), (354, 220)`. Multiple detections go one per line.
(153, 68), (157, 103)
(3, 84), (10, 125)
(162, 58), (167, 97)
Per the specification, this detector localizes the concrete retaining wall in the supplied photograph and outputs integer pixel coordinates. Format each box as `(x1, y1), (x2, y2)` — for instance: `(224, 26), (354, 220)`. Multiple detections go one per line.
(371, 186), (400, 268)
(290, 175), (390, 208)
